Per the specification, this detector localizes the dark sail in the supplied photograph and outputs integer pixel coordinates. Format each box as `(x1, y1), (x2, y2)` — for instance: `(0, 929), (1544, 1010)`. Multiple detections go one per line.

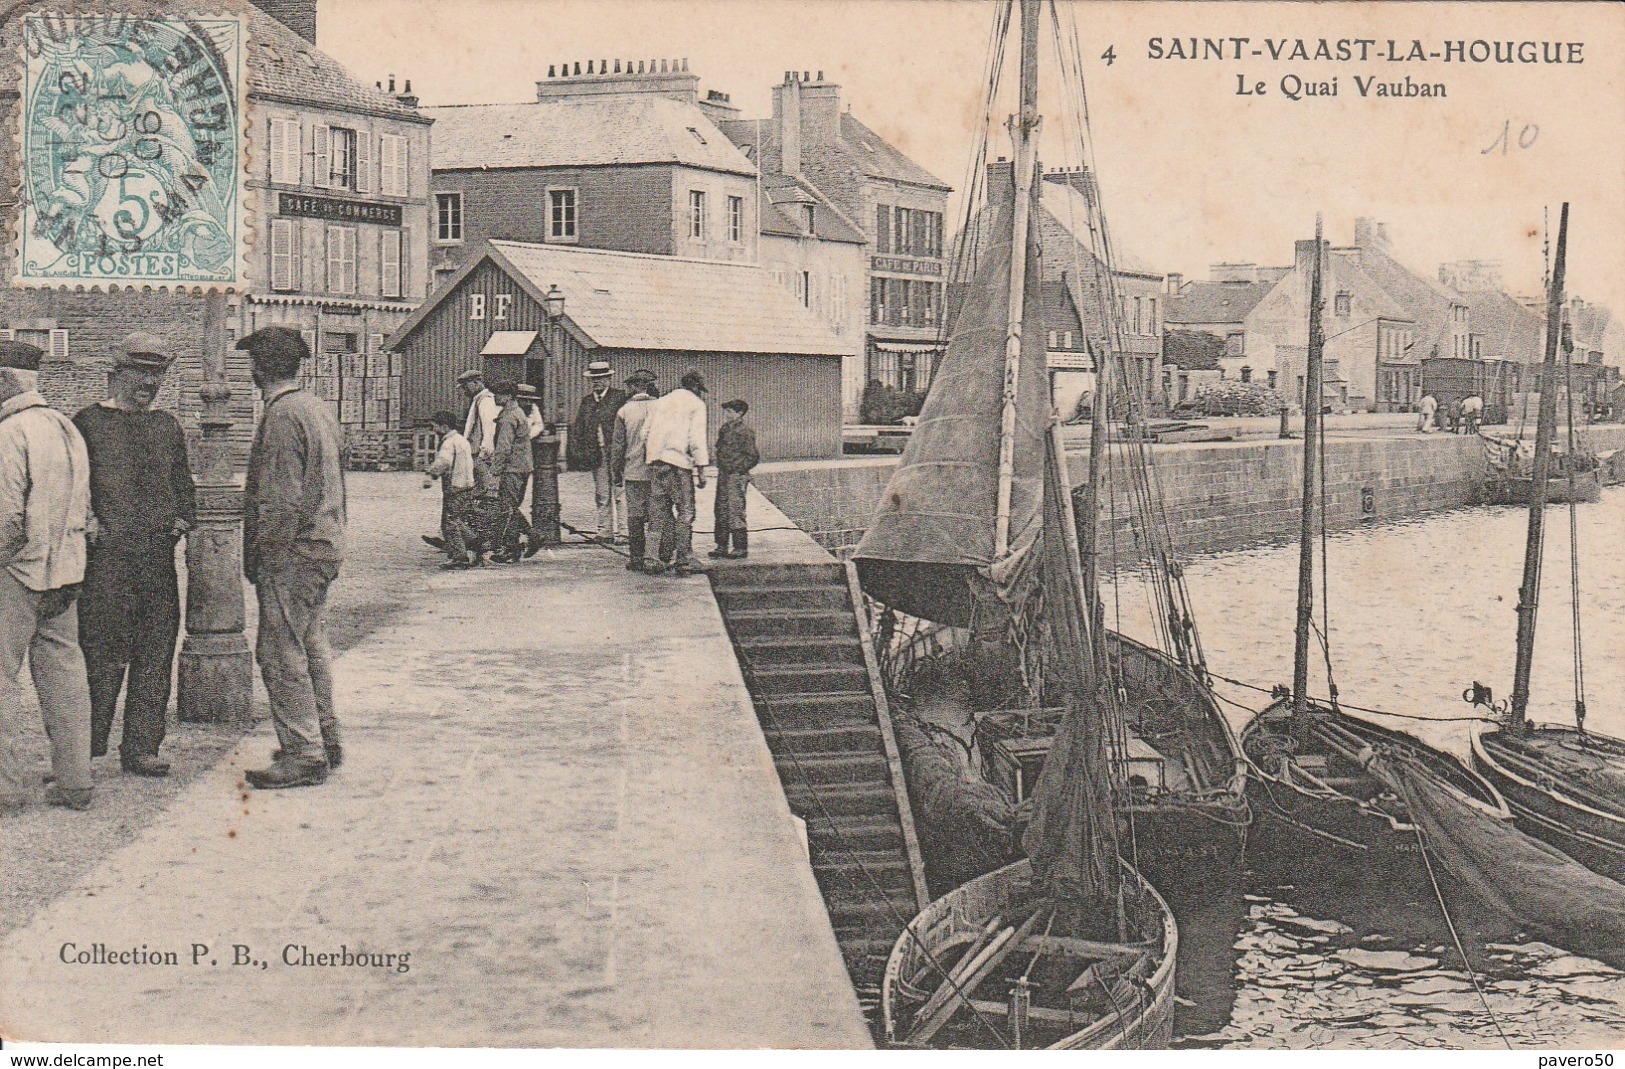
(852, 180), (1051, 628)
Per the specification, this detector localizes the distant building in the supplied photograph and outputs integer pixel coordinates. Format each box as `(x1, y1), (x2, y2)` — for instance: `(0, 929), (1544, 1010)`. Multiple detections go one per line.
(0, 3), (432, 462)
(426, 60), (759, 280)
(719, 73), (952, 417)
(386, 241), (848, 459)
(1163, 274), (1279, 365)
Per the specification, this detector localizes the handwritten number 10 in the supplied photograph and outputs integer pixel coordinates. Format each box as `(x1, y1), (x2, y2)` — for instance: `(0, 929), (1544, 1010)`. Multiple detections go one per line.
(1483, 120), (1538, 156)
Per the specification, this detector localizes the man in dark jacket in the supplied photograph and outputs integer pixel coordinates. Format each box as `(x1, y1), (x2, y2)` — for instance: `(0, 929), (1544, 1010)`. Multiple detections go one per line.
(566, 361), (628, 542)
(73, 332), (195, 777)
(238, 327), (347, 791)
(709, 399), (759, 560)
(490, 380), (537, 562)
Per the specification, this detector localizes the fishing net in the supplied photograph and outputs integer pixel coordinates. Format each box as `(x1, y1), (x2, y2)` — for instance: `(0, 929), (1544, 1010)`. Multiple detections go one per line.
(1391, 759), (1625, 971)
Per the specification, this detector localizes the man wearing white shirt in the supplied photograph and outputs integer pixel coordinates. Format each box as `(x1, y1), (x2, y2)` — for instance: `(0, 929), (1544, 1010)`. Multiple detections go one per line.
(643, 370), (710, 577)
(456, 369), (499, 493)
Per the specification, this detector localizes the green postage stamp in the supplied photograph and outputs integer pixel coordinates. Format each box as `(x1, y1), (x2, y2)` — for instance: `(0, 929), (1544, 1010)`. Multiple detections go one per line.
(14, 11), (249, 288)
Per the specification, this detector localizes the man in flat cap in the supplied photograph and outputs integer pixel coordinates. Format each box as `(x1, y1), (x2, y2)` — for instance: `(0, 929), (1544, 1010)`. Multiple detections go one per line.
(238, 327), (347, 790)
(72, 333), (195, 777)
(0, 340), (95, 810)
(488, 379), (536, 562)
(608, 370), (659, 571)
(457, 369), (499, 495)
(567, 360), (628, 542)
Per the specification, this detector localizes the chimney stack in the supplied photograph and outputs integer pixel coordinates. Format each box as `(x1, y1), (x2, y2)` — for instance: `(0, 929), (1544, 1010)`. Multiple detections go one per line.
(396, 78), (418, 108)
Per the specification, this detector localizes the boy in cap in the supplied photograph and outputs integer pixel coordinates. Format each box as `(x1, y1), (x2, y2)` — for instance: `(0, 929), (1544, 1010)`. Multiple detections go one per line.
(238, 327), (346, 790)
(608, 371), (659, 571)
(0, 340), (95, 809)
(710, 399), (759, 560)
(489, 380), (536, 562)
(72, 332), (196, 777)
(423, 411), (479, 568)
(566, 361), (628, 542)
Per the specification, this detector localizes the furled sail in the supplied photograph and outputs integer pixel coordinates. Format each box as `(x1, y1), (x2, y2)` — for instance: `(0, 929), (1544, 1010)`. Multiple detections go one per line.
(853, 179), (1051, 629)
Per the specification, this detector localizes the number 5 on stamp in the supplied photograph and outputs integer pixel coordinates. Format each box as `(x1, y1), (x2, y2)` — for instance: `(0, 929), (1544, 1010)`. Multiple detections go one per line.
(15, 11), (250, 289)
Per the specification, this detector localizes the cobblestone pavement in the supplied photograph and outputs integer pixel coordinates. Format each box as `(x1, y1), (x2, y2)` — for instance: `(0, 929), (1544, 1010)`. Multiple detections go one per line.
(0, 472), (868, 1048)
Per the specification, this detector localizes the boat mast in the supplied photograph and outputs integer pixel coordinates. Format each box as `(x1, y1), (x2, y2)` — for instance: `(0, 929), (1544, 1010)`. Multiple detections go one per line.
(1080, 336), (1109, 631)
(1509, 201), (1569, 731)
(993, 0), (1042, 557)
(1292, 217), (1325, 723)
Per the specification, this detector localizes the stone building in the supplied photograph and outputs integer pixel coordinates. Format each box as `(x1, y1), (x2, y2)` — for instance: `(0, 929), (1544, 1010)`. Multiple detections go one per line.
(0, 0), (433, 462)
(719, 73), (952, 417)
(425, 61), (759, 281)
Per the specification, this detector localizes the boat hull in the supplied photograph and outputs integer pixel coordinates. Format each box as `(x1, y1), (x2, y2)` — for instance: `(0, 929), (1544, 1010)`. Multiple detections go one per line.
(1470, 724), (1625, 883)
(880, 859), (1178, 1049)
(1242, 699), (1509, 883)
(1481, 470), (1603, 506)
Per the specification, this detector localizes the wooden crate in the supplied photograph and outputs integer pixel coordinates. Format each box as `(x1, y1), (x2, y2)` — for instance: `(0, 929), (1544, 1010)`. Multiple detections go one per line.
(366, 352), (389, 377)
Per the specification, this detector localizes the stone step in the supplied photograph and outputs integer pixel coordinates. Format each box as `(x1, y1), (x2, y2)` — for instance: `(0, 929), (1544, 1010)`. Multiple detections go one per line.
(710, 562), (848, 591)
(764, 722), (885, 754)
(725, 609), (859, 639)
(782, 781), (898, 819)
(772, 749), (891, 786)
(747, 664), (871, 697)
(736, 637), (866, 667)
(713, 584), (854, 613)
(804, 815), (906, 853)
(753, 692), (877, 731)
(826, 892), (919, 932)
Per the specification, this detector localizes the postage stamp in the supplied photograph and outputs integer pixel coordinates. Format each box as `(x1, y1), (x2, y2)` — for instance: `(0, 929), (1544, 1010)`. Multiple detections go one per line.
(13, 12), (248, 288)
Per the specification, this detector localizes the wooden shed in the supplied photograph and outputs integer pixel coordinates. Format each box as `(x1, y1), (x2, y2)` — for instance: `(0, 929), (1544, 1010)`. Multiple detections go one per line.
(387, 240), (847, 459)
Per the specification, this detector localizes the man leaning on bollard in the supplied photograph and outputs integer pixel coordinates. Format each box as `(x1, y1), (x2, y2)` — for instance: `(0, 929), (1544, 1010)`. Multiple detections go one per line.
(238, 328), (347, 791)
(0, 340), (96, 811)
(73, 332), (195, 778)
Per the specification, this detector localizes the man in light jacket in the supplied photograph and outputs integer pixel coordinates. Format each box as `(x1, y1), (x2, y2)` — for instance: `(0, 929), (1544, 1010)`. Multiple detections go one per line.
(0, 340), (95, 811)
(608, 371), (659, 571)
(643, 370), (710, 576)
(457, 369), (499, 493)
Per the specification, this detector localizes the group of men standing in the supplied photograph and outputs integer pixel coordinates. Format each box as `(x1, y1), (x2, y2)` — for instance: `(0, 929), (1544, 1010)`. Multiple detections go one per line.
(0, 325), (348, 810)
(425, 360), (758, 577)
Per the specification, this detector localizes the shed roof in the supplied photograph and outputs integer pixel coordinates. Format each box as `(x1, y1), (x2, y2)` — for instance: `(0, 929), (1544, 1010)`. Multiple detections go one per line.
(391, 241), (848, 357)
(425, 97), (755, 175)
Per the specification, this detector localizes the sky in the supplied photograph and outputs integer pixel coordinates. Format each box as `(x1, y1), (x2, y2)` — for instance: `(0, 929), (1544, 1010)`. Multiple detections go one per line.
(317, 0), (1625, 316)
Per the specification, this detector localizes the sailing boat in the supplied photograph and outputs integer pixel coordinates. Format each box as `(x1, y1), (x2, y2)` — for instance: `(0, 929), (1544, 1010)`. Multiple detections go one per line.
(1469, 203), (1625, 882)
(1239, 218), (1510, 879)
(860, 0), (1175, 1048)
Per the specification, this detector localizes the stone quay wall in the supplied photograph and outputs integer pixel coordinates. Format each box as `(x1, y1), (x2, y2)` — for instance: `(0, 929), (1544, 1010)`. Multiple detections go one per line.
(754, 426), (1625, 560)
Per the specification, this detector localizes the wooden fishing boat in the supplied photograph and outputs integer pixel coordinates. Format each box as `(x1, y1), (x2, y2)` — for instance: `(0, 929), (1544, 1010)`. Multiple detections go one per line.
(880, 858), (1177, 1049)
(855, 0), (1176, 1047)
(1240, 218), (1511, 876)
(976, 632), (1248, 889)
(1245, 698), (1508, 878)
(1467, 204), (1625, 882)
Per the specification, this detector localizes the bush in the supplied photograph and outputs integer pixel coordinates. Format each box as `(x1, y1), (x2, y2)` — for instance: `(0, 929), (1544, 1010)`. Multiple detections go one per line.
(861, 380), (929, 425)
(1190, 380), (1285, 417)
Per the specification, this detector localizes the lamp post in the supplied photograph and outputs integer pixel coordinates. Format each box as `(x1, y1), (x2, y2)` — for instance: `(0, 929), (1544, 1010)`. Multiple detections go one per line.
(177, 291), (253, 722)
(531, 284), (565, 545)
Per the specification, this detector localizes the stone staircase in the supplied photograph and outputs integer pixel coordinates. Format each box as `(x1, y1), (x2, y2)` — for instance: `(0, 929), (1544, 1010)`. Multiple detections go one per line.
(710, 560), (929, 1021)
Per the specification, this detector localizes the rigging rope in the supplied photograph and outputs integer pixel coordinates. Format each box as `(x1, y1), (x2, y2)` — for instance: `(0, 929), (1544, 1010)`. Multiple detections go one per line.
(1561, 325), (1589, 731)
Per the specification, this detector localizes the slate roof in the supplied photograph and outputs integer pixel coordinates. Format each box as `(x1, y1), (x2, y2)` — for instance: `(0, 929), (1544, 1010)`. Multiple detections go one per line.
(760, 175), (866, 244)
(1038, 182), (1158, 275)
(0, 7), (425, 123)
(1355, 244), (1462, 358)
(425, 97), (755, 175)
(839, 113), (951, 190)
(1165, 281), (1276, 327)
(1458, 288), (1543, 364)
(398, 241), (845, 357)
(248, 11), (425, 120)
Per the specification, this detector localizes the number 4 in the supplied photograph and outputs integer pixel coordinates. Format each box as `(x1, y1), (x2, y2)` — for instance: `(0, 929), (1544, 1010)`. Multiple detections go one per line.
(1100, 45), (1116, 66)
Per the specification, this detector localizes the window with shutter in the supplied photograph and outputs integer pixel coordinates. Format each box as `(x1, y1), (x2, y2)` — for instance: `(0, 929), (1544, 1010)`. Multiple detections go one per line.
(875, 205), (891, 253)
(49, 329), (69, 361)
(380, 229), (402, 298)
(356, 131), (373, 193)
(268, 117), (284, 181)
(328, 225), (356, 295)
(380, 135), (408, 196)
(270, 219), (297, 291)
(312, 124), (330, 189)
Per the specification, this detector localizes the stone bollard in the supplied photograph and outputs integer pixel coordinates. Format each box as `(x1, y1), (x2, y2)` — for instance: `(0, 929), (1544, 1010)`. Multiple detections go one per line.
(178, 292), (254, 723)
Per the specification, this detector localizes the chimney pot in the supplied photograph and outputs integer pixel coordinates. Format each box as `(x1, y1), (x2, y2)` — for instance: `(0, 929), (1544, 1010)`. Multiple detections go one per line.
(388, 74), (396, 92)
(803, 70), (810, 82)
(586, 60), (594, 74)
(682, 58), (689, 72)
(637, 61), (644, 73)
(404, 79), (411, 93)
(659, 59), (667, 73)
(573, 61), (581, 75)
(601, 58), (608, 74)
(547, 65), (555, 77)
(817, 70), (824, 81)
(613, 59), (621, 73)
(375, 80), (382, 90)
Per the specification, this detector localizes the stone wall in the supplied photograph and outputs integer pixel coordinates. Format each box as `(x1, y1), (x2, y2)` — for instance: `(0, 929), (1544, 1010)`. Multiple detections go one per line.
(755, 425), (1625, 559)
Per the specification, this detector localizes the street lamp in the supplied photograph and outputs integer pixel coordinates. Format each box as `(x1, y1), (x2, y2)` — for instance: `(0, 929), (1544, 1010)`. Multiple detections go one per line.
(544, 284), (565, 320)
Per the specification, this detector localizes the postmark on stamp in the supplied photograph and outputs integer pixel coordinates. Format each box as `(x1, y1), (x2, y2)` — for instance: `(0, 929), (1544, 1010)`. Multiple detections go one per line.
(14, 12), (249, 289)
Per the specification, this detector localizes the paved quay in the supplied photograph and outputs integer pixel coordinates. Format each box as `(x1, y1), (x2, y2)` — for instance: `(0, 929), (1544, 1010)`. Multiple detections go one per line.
(0, 472), (869, 1049)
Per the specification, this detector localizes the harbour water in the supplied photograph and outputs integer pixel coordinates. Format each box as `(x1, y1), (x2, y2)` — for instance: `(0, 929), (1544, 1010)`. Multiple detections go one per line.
(1108, 488), (1625, 1048)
